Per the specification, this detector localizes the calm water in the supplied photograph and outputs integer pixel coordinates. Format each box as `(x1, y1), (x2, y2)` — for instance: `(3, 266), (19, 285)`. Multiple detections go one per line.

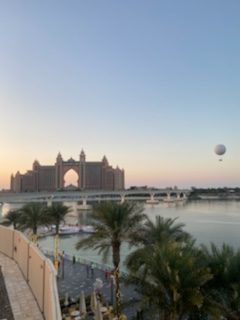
(1, 200), (240, 267)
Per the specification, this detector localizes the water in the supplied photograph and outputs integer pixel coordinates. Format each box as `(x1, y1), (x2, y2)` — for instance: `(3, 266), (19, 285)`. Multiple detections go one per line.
(1, 200), (240, 268)
(150, 200), (240, 248)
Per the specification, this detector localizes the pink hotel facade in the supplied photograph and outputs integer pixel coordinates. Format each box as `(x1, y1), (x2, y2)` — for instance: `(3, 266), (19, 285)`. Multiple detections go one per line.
(10, 150), (125, 192)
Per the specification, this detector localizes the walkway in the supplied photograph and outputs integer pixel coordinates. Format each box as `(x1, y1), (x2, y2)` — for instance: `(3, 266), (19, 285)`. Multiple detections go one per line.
(0, 264), (14, 320)
(0, 252), (44, 320)
(56, 255), (139, 319)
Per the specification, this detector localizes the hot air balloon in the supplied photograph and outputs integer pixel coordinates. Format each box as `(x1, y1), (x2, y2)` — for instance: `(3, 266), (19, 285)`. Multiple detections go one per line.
(214, 144), (226, 161)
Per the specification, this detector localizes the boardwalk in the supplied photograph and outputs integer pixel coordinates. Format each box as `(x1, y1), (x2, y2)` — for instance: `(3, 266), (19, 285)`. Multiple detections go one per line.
(0, 252), (43, 320)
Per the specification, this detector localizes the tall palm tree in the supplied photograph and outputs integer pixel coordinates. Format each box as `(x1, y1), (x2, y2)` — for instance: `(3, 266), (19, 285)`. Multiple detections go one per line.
(143, 215), (191, 245)
(44, 202), (70, 270)
(125, 216), (209, 319)
(75, 201), (146, 319)
(126, 215), (192, 271)
(0, 209), (21, 229)
(18, 203), (46, 243)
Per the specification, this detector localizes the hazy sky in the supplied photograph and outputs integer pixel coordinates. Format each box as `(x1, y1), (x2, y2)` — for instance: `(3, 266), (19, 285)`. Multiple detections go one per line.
(1, 1), (240, 189)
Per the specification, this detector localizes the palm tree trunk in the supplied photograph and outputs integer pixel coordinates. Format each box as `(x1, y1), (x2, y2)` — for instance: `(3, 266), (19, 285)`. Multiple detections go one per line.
(31, 232), (38, 244)
(30, 227), (38, 244)
(112, 242), (121, 319)
(54, 233), (60, 271)
(114, 266), (121, 319)
(33, 233), (38, 244)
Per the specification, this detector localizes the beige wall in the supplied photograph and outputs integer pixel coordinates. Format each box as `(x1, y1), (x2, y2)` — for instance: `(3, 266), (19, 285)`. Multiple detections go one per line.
(0, 226), (14, 257)
(0, 226), (61, 320)
(28, 245), (45, 310)
(13, 231), (29, 279)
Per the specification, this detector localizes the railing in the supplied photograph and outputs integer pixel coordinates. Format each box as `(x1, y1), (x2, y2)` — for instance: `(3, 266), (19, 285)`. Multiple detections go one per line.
(41, 246), (113, 271)
(0, 226), (61, 320)
(40, 246), (128, 277)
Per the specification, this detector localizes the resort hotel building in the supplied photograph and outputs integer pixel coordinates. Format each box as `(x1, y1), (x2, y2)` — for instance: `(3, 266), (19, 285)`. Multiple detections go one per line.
(10, 150), (125, 192)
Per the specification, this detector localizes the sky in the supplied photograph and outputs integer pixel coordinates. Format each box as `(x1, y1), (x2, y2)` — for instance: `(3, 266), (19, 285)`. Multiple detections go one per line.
(0, 0), (240, 190)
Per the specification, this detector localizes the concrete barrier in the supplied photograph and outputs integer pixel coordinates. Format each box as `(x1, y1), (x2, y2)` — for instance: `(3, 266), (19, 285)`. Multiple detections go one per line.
(0, 225), (14, 257)
(0, 226), (61, 320)
(13, 231), (29, 279)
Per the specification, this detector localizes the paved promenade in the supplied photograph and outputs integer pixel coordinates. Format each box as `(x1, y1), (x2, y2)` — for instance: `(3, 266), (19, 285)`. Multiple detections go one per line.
(56, 255), (139, 319)
(0, 252), (43, 320)
(0, 264), (14, 320)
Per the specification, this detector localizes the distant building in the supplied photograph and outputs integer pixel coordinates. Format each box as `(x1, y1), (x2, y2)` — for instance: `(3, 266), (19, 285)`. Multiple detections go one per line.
(10, 150), (125, 192)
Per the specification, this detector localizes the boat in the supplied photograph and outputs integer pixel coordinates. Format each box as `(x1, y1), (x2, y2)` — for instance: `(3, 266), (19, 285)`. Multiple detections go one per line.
(146, 199), (159, 204)
(163, 198), (186, 203)
(59, 226), (80, 235)
(198, 195), (222, 200)
(40, 224), (95, 236)
(79, 225), (95, 234)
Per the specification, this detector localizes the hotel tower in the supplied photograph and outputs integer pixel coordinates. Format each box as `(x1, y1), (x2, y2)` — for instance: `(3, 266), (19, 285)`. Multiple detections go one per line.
(10, 150), (125, 192)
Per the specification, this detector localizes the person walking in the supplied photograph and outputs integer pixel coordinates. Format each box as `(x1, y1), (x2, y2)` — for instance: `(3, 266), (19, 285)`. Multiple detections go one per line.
(104, 269), (109, 280)
(90, 263), (94, 278)
(72, 255), (76, 265)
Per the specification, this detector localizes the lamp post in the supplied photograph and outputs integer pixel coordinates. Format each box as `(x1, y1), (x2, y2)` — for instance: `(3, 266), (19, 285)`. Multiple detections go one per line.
(94, 278), (103, 301)
(61, 250), (65, 279)
(110, 274), (115, 306)
(54, 234), (59, 271)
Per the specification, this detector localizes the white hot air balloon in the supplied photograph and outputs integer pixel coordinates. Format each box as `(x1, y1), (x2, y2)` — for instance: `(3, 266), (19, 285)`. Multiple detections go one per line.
(214, 144), (226, 161)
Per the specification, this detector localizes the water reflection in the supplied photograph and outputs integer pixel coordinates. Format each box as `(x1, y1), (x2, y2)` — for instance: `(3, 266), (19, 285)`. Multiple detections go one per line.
(0, 203), (23, 218)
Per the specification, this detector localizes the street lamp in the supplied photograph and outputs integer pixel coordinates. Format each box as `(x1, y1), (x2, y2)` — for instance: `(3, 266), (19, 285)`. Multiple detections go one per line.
(110, 274), (115, 306)
(61, 250), (65, 279)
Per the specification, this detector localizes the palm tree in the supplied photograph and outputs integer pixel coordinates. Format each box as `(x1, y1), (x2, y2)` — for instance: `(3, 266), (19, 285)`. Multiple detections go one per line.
(18, 203), (46, 243)
(125, 216), (212, 319)
(75, 201), (146, 319)
(201, 243), (240, 319)
(44, 202), (70, 270)
(144, 215), (191, 244)
(44, 202), (70, 234)
(126, 215), (192, 271)
(0, 209), (21, 229)
(126, 241), (212, 320)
